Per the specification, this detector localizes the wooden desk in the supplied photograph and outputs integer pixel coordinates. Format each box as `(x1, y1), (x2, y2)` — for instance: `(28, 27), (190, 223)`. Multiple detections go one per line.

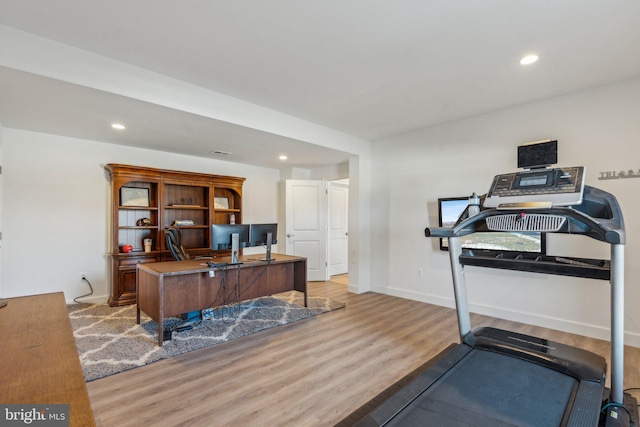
(0, 293), (95, 427)
(136, 253), (307, 345)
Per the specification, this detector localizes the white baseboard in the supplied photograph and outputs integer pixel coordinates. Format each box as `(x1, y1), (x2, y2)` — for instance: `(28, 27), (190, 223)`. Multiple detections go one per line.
(372, 285), (640, 348)
(347, 284), (364, 294)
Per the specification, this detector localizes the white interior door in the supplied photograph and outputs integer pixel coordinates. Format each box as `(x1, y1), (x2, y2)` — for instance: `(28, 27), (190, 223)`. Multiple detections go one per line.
(328, 182), (349, 276)
(285, 180), (328, 281)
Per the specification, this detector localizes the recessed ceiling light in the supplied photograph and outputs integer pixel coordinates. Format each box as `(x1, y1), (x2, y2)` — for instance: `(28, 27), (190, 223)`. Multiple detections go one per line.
(279, 155), (288, 161)
(111, 123), (126, 130)
(520, 54), (539, 65)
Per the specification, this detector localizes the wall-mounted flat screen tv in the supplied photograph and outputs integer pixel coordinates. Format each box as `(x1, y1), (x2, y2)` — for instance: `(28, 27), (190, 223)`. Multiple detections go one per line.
(438, 197), (546, 253)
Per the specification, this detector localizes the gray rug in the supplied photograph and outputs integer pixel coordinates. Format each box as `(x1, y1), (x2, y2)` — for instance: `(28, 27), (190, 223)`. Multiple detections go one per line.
(67, 291), (344, 382)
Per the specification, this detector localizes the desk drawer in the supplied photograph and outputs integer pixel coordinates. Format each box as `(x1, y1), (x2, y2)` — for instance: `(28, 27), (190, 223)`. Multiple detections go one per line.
(119, 256), (158, 267)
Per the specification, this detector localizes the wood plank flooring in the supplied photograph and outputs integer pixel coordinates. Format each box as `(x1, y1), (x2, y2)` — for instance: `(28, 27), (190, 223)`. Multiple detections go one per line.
(86, 276), (640, 426)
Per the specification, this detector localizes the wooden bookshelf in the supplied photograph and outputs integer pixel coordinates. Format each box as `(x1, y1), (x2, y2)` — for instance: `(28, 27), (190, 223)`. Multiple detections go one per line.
(105, 164), (245, 306)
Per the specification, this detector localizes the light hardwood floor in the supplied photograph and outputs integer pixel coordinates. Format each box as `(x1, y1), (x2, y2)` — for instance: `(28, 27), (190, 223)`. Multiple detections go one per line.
(87, 276), (640, 426)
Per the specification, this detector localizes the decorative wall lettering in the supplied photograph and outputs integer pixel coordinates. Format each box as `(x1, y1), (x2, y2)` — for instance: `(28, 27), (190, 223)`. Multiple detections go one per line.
(598, 169), (640, 180)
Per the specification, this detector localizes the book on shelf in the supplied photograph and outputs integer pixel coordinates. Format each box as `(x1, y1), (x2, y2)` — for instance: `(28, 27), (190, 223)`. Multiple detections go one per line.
(172, 220), (195, 226)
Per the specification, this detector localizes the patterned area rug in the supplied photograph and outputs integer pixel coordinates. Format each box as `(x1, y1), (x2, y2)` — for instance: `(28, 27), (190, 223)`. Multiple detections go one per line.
(67, 291), (344, 382)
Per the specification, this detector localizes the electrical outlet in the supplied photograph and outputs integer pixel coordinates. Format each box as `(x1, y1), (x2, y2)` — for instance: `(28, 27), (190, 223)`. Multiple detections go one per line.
(417, 268), (423, 278)
(80, 272), (87, 281)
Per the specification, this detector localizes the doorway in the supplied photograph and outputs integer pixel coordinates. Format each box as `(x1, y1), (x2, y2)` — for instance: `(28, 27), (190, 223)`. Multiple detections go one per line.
(285, 179), (349, 281)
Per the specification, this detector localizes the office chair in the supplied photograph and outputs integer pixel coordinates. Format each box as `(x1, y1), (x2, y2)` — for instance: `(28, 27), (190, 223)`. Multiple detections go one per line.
(165, 227), (212, 261)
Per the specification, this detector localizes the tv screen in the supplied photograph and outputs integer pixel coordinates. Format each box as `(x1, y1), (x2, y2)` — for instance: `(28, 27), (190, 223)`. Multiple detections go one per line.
(438, 197), (545, 253)
(211, 223), (250, 250)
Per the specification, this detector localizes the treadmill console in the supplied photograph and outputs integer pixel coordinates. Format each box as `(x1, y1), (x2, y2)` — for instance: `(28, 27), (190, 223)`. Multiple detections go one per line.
(484, 166), (585, 208)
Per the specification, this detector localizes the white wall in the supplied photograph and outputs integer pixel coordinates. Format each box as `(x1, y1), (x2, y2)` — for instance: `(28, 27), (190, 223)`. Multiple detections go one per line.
(1, 128), (281, 303)
(308, 163), (349, 181)
(371, 76), (640, 347)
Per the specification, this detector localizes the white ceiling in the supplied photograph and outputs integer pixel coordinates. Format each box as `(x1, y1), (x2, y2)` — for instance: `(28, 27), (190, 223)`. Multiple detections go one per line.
(1, 1), (640, 169)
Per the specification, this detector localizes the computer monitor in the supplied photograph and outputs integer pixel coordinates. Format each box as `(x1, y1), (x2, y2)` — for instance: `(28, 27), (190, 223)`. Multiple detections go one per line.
(211, 223), (250, 264)
(249, 223), (277, 261)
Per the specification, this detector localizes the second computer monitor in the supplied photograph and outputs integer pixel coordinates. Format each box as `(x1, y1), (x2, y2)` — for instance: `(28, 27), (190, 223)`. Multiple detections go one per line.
(250, 223), (277, 246)
(250, 223), (277, 261)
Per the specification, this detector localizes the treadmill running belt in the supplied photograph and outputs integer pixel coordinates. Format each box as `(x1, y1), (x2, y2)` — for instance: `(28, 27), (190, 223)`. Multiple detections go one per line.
(386, 349), (578, 427)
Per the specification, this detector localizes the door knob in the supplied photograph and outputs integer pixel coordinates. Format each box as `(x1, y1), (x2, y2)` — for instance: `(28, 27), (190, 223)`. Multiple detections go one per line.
(287, 234), (295, 238)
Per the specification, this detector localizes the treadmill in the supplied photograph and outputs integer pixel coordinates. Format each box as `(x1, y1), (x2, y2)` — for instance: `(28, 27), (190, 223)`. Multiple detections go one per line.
(352, 166), (636, 426)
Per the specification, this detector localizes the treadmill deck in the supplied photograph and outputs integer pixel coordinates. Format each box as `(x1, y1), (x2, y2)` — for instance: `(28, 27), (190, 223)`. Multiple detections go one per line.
(354, 328), (606, 427)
